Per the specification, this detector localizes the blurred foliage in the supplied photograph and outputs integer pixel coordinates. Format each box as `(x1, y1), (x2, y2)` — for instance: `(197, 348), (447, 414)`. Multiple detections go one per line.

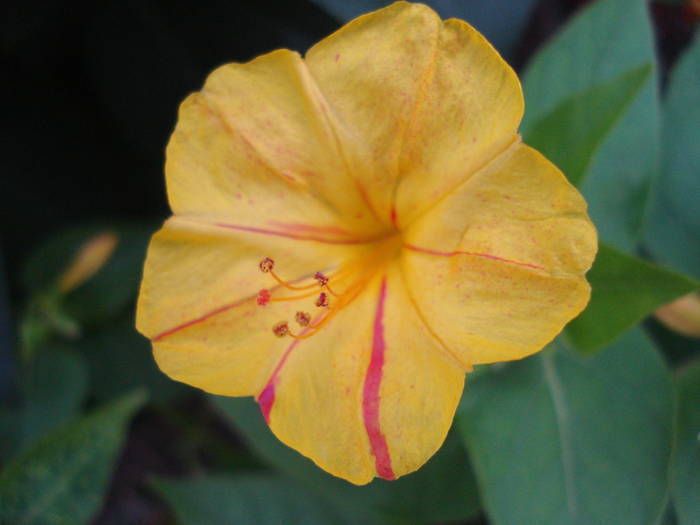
(214, 396), (480, 524)
(2, 1), (700, 524)
(0, 392), (145, 525)
(153, 474), (359, 525)
(673, 360), (700, 525)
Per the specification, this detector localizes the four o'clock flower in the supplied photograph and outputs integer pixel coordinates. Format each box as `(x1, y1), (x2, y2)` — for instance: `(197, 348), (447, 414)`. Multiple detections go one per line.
(136, 1), (597, 484)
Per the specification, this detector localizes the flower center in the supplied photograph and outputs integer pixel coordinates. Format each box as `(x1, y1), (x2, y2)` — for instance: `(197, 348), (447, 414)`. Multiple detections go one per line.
(256, 235), (401, 339)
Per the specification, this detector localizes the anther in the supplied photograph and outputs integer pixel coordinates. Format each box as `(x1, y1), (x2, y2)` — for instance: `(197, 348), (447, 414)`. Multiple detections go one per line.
(316, 292), (329, 308)
(295, 311), (311, 327)
(272, 321), (289, 337)
(314, 272), (329, 286)
(259, 257), (275, 273)
(256, 289), (271, 306)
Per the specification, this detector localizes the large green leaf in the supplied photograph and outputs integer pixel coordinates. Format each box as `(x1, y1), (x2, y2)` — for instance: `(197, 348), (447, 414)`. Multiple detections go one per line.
(308, 0), (537, 58)
(525, 64), (651, 187)
(19, 344), (88, 449)
(153, 474), (358, 525)
(457, 329), (673, 525)
(567, 243), (699, 354)
(212, 395), (480, 524)
(522, 0), (659, 250)
(644, 31), (700, 279)
(0, 390), (145, 525)
(673, 359), (700, 525)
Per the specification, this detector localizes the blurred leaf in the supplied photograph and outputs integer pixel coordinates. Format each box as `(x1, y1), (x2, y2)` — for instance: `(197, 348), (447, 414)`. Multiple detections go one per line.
(567, 243), (700, 354)
(153, 474), (359, 525)
(525, 64), (651, 187)
(644, 31), (700, 279)
(212, 395), (480, 524)
(22, 222), (154, 325)
(77, 315), (185, 404)
(308, 0), (537, 58)
(458, 328), (673, 525)
(673, 359), (700, 525)
(0, 407), (21, 464)
(522, 0), (659, 250)
(0, 390), (145, 525)
(20, 344), (88, 449)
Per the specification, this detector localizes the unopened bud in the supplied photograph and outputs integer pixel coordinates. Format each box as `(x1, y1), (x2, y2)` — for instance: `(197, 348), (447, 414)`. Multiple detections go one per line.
(655, 292), (700, 338)
(58, 232), (118, 293)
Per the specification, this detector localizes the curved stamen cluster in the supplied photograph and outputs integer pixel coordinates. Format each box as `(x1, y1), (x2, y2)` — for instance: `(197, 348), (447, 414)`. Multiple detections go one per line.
(257, 257), (342, 339)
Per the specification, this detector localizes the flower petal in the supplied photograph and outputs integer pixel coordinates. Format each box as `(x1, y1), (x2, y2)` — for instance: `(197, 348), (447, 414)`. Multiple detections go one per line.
(166, 49), (382, 235)
(261, 265), (465, 484)
(136, 216), (365, 395)
(402, 144), (597, 365)
(305, 2), (523, 227)
(396, 17), (524, 225)
(305, 2), (442, 225)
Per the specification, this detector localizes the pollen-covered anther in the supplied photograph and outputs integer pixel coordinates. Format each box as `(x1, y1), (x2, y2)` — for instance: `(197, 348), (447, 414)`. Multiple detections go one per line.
(316, 292), (329, 308)
(259, 257), (275, 273)
(295, 311), (311, 327)
(314, 272), (329, 286)
(272, 321), (289, 338)
(256, 289), (271, 306)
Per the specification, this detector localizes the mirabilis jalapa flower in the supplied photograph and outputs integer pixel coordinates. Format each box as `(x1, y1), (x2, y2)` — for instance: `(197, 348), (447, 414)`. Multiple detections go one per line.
(136, 2), (597, 484)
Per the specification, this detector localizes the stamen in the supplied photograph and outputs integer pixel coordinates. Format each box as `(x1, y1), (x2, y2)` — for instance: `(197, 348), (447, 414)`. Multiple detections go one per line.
(259, 257), (275, 273)
(316, 292), (329, 308)
(272, 321), (289, 337)
(269, 290), (320, 302)
(295, 311), (311, 327)
(314, 272), (329, 286)
(257, 289), (271, 306)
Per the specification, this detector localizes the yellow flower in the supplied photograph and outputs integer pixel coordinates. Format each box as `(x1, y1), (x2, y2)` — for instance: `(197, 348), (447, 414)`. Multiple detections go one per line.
(136, 1), (597, 484)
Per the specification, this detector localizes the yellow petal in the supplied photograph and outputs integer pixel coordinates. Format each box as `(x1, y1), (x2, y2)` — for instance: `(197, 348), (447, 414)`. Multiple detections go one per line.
(396, 17), (524, 225)
(136, 216), (366, 396)
(306, 2), (522, 228)
(305, 2), (442, 225)
(166, 49), (382, 235)
(261, 265), (465, 484)
(402, 143), (597, 365)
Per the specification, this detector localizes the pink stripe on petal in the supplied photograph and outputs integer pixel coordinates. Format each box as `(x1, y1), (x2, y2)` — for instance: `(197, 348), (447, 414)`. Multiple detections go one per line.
(403, 243), (545, 271)
(256, 337), (300, 423)
(362, 277), (396, 480)
(214, 222), (379, 245)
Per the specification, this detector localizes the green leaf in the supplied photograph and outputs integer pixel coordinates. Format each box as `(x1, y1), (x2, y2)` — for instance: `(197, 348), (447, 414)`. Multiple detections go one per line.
(522, 0), (659, 250)
(153, 474), (358, 525)
(673, 359), (700, 525)
(212, 395), (480, 524)
(20, 344), (88, 448)
(0, 390), (146, 525)
(567, 243), (700, 354)
(457, 329), (673, 525)
(644, 31), (700, 279)
(524, 64), (651, 187)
